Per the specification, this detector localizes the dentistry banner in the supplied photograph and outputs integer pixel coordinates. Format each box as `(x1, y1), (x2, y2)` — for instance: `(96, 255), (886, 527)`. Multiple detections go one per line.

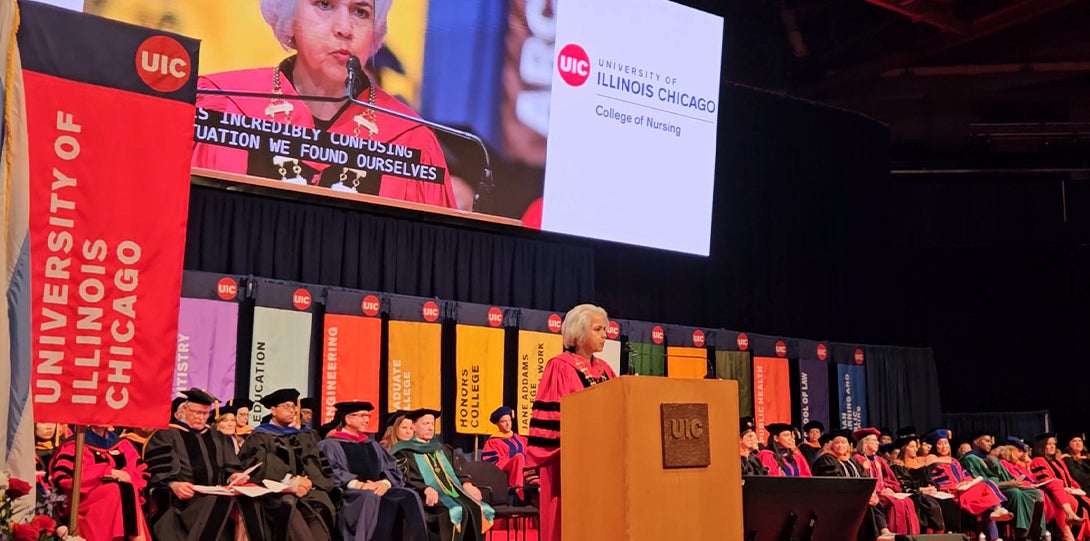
(452, 302), (511, 435)
(320, 288), (385, 431)
(174, 271), (243, 403)
(514, 309), (564, 434)
(752, 356), (792, 442)
(25, 3), (198, 427)
(387, 295), (443, 412)
(248, 279), (317, 424)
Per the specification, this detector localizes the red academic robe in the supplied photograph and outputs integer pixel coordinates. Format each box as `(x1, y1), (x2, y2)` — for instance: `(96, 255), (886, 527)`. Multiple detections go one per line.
(928, 457), (1006, 515)
(193, 65), (457, 209)
(526, 352), (617, 541)
(1030, 456), (1090, 538)
(856, 452), (921, 534)
(755, 447), (812, 477)
(482, 432), (535, 498)
(50, 434), (150, 541)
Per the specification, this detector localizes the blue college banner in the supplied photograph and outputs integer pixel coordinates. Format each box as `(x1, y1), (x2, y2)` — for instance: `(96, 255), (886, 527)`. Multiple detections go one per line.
(836, 364), (867, 430)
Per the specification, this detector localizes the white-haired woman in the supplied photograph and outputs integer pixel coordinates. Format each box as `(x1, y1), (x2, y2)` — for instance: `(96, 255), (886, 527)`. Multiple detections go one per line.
(192, 0), (457, 208)
(526, 303), (617, 541)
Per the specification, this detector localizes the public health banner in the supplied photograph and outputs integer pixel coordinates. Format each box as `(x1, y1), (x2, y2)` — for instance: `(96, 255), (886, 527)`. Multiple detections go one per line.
(621, 319), (665, 376)
(453, 303), (510, 435)
(387, 295), (443, 412)
(174, 271), (243, 402)
(836, 349), (868, 430)
(515, 309), (564, 434)
(248, 280), (317, 423)
(752, 356), (791, 442)
(797, 339), (830, 430)
(25, 3), (198, 427)
(321, 288), (384, 431)
(665, 325), (709, 379)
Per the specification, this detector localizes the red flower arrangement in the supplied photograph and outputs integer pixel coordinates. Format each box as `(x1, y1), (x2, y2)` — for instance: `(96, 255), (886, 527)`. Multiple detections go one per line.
(10, 522), (41, 541)
(30, 514), (56, 535)
(6, 477), (32, 499)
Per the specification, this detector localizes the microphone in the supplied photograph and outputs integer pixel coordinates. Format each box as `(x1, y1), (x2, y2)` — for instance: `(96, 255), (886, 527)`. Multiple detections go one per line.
(195, 57), (497, 212)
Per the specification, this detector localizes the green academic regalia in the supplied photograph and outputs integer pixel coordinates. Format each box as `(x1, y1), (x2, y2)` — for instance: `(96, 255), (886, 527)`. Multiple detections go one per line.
(960, 450), (1045, 533)
(392, 439), (494, 541)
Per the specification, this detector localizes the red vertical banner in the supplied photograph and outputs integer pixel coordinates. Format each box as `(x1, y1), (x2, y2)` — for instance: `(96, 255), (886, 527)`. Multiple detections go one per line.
(24, 5), (198, 427)
(321, 289), (384, 431)
(752, 356), (792, 442)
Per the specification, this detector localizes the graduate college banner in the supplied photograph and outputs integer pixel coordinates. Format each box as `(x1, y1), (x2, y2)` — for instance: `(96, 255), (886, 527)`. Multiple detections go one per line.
(321, 288), (384, 431)
(24, 3), (198, 427)
(453, 303), (510, 435)
(515, 309), (564, 435)
(174, 271), (242, 403)
(665, 325), (709, 379)
(752, 356), (792, 442)
(387, 295), (443, 412)
(836, 345), (868, 430)
(248, 280), (317, 423)
(797, 339), (830, 430)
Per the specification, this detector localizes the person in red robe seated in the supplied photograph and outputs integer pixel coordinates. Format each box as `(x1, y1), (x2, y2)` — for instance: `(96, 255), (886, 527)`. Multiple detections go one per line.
(527, 303), (618, 541)
(756, 423), (812, 477)
(192, 0), (457, 209)
(853, 427), (921, 536)
(51, 426), (150, 541)
(1029, 433), (1090, 541)
(923, 429), (1009, 541)
(481, 406), (537, 502)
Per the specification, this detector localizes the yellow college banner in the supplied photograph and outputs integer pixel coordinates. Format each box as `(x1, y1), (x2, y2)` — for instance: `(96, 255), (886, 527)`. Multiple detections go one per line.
(387, 320), (442, 412)
(515, 330), (563, 434)
(667, 346), (708, 379)
(454, 324), (505, 435)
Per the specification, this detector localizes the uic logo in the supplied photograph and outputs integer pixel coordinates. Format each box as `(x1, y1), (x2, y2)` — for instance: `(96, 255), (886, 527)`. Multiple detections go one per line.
(422, 301), (440, 322)
(216, 277), (237, 301)
(775, 340), (787, 357)
(361, 295), (380, 316)
(651, 326), (664, 344)
(292, 289), (311, 310)
(737, 333), (750, 351)
(487, 307), (503, 327)
(557, 43), (590, 86)
(667, 417), (705, 440)
(135, 35), (190, 93)
(547, 313), (562, 333)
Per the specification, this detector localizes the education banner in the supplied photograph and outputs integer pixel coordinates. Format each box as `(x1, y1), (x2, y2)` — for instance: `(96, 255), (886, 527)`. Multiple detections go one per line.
(174, 271), (243, 402)
(24, 3), (198, 427)
(453, 303), (510, 435)
(752, 356), (791, 442)
(387, 295), (443, 412)
(514, 309), (564, 434)
(248, 280), (317, 423)
(836, 356), (868, 430)
(797, 339), (830, 430)
(320, 288), (384, 431)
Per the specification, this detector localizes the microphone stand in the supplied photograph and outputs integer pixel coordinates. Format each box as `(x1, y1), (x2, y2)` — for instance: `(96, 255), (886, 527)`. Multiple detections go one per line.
(196, 57), (496, 212)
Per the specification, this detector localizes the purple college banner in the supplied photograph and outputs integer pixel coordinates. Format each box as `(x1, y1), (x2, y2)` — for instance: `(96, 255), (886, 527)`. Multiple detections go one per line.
(798, 358), (829, 430)
(175, 297), (239, 402)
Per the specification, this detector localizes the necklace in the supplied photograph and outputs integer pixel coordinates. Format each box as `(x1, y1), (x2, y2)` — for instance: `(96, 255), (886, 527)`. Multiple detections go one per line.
(352, 81), (379, 138)
(572, 354), (608, 386)
(266, 67), (294, 121)
(268, 67), (379, 139)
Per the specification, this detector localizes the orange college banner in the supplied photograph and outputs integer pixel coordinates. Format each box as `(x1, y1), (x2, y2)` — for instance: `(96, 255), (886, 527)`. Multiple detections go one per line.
(387, 296), (443, 412)
(667, 346), (707, 379)
(321, 289), (384, 430)
(752, 356), (791, 442)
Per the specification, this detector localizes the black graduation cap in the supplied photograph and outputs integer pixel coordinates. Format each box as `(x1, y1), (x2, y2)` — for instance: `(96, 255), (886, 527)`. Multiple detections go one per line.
(878, 442), (896, 455)
(227, 398), (254, 409)
(764, 423), (795, 437)
(300, 397), (319, 410)
(214, 405), (238, 419)
(740, 416), (756, 436)
(490, 406), (514, 425)
(968, 430), (993, 442)
(405, 408), (441, 422)
(333, 401), (375, 415)
(892, 435), (919, 450)
(180, 388), (218, 406)
(261, 414), (272, 424)
(878, 427), (893, 439)
(258, 388), (300, 409)
(802, 420), (825, 433)
(171, 396), (187, 413)
(383, 411), (410, 433)
(818, 432), (837, 446)
(1034, 432), (1058, 443)
(896, 426), (918, 438)
(1064, 432), (1087, 446)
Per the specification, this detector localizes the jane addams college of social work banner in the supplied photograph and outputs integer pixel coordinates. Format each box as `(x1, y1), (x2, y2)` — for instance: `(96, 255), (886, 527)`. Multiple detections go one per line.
(515, 309), (564, 435)
(453, 303), (509, 435)
(174, 271), (243, 402)
(321, 288), (383, 431)
(387, 296), (443, 413)
(248, 280), (318, 423)
(25, 3), (198, 427)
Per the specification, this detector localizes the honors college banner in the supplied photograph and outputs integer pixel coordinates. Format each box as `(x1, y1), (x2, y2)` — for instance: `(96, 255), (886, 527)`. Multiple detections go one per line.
(387, 296), (442, 412)
(248, 280), (317, 423)
(174, 271), (242, 402)
(24, 3), (198, 427)
(321, 288), (384, 431)
(837, 363), (867, 430)
(515, 309), (563, 435)
(752, 356), (791, 442)
(453, 303), (508, 435)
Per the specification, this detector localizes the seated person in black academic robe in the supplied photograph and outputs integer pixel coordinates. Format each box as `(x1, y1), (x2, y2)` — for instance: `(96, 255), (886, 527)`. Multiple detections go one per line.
(240, 388), (336, 541)
(739, 416), (767, 476)
(799, 420), (825, 465)
(317, 401), (429, 541)
(391, 409), (494, 541)
(143, 388), (266, 541)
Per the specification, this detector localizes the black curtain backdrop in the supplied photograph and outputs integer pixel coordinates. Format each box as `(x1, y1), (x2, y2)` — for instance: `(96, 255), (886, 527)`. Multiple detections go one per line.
(864, 346), (942, 434)
(941, 411), (1051, 445)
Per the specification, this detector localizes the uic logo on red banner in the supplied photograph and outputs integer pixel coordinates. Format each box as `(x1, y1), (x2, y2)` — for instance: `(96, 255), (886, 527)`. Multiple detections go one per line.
(817, 343), (828, 360)
(775, 341), (787, 357)
(292, 289), (311, 310)
(361, 295), (380, 316)
(692, 329), (705, 347)
(216, 277), (237, 301)
(135, 35), (190, 93)
(547, 313), (562, 333)
(487, 307), (503, 327)
(422, 301), (440, 322)
(557, 43), (590, 86)
(651, 326), (664, 344)
(607, 320), (620, 340)
(737, 333), (749, 351)
(854, 348), (865, 365)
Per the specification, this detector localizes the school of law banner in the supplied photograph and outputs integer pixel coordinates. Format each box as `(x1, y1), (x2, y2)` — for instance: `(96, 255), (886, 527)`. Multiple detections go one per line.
(836, 354), (868, 430)
(174, 271), (242, 402)
(452, 303), (510, 435)
(515, 309), (564, 434)
(25, 3), (198, 427)
(248, 280), (317, 423)
(665, 325), (709, 379)
(797, 339), (830, 429)
(752, 356), (792, 442)
(713, 349), (753, 417)
(621, 319), (666, 376)
(387, 295), (443, 413)
(321, 288), (384, 431)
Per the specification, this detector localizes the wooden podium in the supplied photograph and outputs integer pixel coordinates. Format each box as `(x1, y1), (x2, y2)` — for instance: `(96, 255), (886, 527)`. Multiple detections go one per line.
(560, 376), (743, 541)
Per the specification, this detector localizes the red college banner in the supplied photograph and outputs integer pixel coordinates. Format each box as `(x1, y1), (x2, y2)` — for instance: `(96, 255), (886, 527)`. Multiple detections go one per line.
(24, 4), (198, 427)
(752, 356), (792, 442)
(321, 289), (384, 431)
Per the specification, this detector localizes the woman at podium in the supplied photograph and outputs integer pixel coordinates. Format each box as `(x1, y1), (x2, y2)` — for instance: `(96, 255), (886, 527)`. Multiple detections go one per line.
(527, 304), (618, 541)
